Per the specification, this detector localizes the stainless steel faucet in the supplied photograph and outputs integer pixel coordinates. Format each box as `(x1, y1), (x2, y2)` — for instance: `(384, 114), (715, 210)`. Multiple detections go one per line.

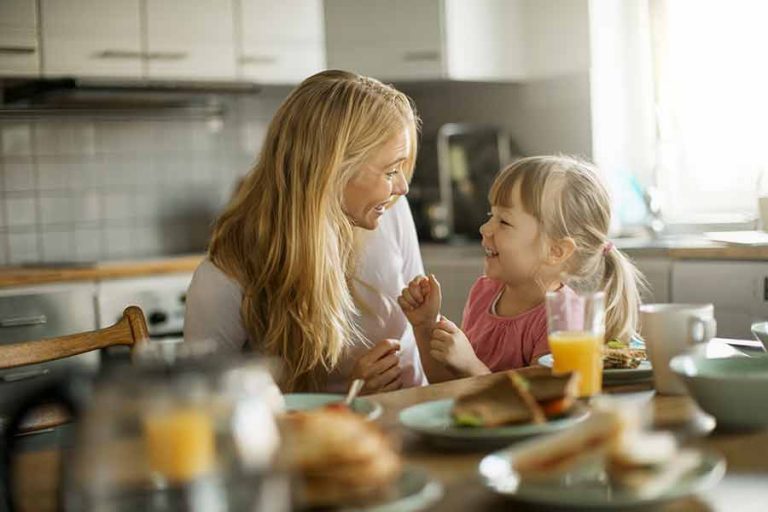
(643, 185), (665, 238)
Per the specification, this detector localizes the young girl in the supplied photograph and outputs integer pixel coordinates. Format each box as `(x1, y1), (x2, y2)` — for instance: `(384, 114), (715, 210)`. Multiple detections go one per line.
(398, 155), (644, 383)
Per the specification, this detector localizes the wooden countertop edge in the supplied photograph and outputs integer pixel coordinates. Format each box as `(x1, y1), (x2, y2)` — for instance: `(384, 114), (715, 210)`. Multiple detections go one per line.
(669, 246), (768, 260)
(0, 254), (205, 288)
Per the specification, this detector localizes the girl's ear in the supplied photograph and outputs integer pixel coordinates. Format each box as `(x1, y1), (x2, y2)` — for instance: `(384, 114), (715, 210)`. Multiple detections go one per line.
(547, 237), (576, 266)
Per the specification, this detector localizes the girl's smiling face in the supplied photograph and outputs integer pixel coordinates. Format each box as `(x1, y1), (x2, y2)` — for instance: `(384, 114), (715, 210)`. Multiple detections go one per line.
(479, 180), (544, 285)
(342, 128), (410, 230)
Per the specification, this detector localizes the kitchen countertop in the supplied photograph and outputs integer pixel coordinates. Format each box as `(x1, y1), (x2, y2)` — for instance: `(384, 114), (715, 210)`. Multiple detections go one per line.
(0, 254), (204, 289)
(2, 237), (768, 289)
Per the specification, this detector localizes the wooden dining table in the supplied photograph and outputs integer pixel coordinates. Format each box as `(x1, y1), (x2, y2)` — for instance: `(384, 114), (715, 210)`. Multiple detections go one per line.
(12, 340), (768, 512)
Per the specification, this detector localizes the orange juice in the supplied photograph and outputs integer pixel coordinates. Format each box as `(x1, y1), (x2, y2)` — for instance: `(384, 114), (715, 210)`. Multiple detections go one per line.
(143, 408), (215, 482)
(549, 331), (603, 397)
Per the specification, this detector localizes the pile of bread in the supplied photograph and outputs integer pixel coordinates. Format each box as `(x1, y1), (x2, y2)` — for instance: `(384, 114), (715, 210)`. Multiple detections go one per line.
(278, 406), (401, 506)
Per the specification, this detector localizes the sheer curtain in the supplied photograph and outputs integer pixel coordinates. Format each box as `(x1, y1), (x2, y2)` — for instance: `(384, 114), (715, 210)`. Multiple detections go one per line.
(650, 0), (768, 222)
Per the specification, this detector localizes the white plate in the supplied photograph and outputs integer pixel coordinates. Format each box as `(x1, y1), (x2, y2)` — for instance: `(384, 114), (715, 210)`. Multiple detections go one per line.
(537, 354), (653, 383)
(399, 399), (589, 448)
(479, 445), (725, 509)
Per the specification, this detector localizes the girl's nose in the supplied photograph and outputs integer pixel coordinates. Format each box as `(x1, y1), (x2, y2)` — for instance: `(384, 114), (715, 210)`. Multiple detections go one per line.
(479, 221), (491, 237)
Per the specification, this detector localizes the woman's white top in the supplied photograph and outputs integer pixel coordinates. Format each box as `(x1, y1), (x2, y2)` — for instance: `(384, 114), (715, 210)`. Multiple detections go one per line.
(183, 198), (428, 391)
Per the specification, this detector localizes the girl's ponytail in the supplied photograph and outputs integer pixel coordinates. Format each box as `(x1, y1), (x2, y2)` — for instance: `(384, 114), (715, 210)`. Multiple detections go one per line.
(602, 245), (646, 342)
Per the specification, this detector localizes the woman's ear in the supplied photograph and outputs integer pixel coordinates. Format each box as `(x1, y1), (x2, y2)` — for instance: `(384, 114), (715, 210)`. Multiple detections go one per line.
(547, 237), (576, 266)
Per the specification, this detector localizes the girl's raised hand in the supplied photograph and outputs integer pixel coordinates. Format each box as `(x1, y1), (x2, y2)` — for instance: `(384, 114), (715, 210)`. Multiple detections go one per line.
(397, 274), (442, 328)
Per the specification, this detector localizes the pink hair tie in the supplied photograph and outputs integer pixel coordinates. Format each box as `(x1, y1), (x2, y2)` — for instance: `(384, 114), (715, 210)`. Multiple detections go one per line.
(603, 241), (614, 256)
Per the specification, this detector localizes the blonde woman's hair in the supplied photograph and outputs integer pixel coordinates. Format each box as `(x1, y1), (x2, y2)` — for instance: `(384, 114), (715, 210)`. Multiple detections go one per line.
(208, 70), (419, 391)
(489, 155), (645, 342)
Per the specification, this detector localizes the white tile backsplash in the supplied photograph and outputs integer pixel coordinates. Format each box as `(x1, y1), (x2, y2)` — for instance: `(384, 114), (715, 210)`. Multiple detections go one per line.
(36, 159), (76, 191)
(40, 229), (75, 261)
(2, 161), (36, 192)
(4, 195), (38, 227)
(35, 122), (97, 157)
(39, 194), (74, 226)
(0, 92), (290, 262)
(73, 227), (103, 262)
(7, 230), (40, 264)
(73, 191), (102, 223)
(1, 124), (33, 158)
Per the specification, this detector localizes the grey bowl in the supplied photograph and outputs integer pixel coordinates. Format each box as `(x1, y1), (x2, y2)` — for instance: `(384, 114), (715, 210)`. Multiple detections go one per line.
(751, 321), (768, 351)
(670, 346), (768, 430)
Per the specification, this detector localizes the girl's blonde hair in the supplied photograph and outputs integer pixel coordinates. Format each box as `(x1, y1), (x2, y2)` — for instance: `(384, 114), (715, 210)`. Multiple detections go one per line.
(208, 70), (419, 391)
(489, 155), (645, 342)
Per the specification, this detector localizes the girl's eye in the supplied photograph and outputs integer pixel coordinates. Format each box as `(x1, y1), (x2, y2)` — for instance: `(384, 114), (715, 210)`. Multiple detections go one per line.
(501, 220), (513, 227)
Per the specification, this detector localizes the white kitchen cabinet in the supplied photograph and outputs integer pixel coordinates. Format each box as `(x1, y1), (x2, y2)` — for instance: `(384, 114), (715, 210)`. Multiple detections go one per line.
(145, 0), (237, 80)
(631, 256), (672, 303)
(237, 0), (325, 83)
(40, 0), (144, 78)
(324, 0), (589, 82)
(0, 0), (40, 76)
(672, 260), (768, 339)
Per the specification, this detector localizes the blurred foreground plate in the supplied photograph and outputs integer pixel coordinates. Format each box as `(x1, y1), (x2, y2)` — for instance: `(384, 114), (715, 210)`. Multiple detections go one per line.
(399, 399), (589, 449)
(479, 445), (725, 509)
(339, 465), (443, 512)
(283, 393), (383, 421)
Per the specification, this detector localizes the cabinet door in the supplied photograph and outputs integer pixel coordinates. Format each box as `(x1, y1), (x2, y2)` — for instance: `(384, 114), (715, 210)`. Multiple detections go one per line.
(443, 0), (526, 81)
(0, 0), (40, 76)
(324, 0), (444, 80)
(40, 0), (143, 78)
(671, 261), (768, 339)
(238, 0), (325, 83)
(146, 0), (236, 80)
(632, 257), (672, 303)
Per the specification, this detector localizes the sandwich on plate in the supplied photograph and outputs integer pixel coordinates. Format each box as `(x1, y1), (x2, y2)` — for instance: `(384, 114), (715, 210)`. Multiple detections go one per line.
(451, 369), (580, 427)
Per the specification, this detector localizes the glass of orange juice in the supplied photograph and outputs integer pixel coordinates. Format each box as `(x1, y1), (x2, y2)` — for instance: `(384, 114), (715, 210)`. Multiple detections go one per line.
(545, 290), (605, 398)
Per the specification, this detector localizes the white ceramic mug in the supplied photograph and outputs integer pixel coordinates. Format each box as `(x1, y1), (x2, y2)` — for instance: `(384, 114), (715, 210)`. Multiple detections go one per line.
(640, 303), (717, 395)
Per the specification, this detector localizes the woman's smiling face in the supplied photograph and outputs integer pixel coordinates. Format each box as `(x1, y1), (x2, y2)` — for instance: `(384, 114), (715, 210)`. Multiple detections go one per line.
(479, 180), (544, 284)
(343, 128), (410, 230)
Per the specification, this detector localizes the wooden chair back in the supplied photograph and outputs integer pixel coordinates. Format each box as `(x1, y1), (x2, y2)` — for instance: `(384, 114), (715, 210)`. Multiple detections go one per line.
(0, 306), (149, 370)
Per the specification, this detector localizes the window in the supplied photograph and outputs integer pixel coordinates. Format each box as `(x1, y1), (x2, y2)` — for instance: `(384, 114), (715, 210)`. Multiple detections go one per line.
(651, 0), (768, 221)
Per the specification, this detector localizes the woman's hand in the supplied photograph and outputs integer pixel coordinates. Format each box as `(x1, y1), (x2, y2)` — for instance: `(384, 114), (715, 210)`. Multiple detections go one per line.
(397, 274), (442, 328)
(349, 338), (404, 394)
(429, 317), (489, 377)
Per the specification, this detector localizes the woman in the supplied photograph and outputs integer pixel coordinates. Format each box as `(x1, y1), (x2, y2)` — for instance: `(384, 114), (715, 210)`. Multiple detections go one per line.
(184, 70), (426, 393)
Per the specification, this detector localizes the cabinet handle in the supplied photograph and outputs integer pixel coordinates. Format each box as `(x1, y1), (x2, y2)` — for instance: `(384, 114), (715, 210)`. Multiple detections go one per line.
(0, 46), (36, 55)
(1, 368), (50, 383)
(764, 277), (768, 301)
(0, 314), (47, 328)
(239, 55), (277, 65)
(146, 51), (188, 61)
(402, 50), (440, 62)
(94, 50), (143, 59)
